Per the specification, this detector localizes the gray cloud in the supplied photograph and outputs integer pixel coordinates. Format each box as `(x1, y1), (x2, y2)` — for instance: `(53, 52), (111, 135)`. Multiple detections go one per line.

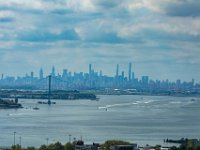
(164, 1), (200, 17)
(83, 32), (125, 44)
(17, 29), (79, 42)
(0, 17), (14, 22)
(94, 0), (122, 9)
(0, 0), (199, 81)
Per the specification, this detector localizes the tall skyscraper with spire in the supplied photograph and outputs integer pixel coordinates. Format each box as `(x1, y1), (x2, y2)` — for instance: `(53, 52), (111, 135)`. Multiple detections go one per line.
(89, 64), (92, 76)
(116, 64), (119, 78)
(128, 62), (132, 81)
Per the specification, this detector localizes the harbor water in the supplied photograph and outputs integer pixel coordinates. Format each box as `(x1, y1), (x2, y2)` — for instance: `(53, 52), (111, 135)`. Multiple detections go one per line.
(0, 95), (200, 147)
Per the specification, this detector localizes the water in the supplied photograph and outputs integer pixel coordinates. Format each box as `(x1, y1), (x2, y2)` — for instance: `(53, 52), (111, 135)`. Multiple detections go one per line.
(0, 95), (200, 147)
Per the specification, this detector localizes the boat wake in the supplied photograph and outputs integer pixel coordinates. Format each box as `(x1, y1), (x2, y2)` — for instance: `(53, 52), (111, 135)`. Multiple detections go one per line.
(8, 113), (24, 116)
(98, 100), (155, 110)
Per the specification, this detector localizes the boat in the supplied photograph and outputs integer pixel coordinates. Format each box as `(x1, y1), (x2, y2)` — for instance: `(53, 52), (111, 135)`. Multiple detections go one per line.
(0, 98), (23, 109)
(90, 97), (100, 101)
(33, 107), (39, 110)
(37, 101), (56, 104)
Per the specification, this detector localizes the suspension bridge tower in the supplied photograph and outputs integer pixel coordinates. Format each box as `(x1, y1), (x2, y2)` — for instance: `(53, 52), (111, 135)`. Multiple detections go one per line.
(48, 75), (51, 105)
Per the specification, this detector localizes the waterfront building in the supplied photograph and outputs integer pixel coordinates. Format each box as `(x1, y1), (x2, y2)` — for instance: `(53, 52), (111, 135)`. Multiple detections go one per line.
(100, 70), (102, 77)
(89, 64), (92, 76)
(39, 68), (44, 79)
(116, 64), (119, 78)
(122, 71), (125, 80)
(142, 76), (149, 85)
(51, 66), (55, 77)
(128, 62), (132, 82)
(110, 144), (138, 150)
(132, 72), (135, 81)
(31, 72), (34, 79)
(62, 69), (68, 79)
(1, 74), (3, 80)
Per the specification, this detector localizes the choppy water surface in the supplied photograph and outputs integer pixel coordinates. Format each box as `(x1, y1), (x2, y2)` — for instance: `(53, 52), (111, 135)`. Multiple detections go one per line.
(0, 95), (200, 147)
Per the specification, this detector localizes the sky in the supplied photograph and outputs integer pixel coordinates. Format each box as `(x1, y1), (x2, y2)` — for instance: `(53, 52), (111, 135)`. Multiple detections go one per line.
(0, 0), (200, 82)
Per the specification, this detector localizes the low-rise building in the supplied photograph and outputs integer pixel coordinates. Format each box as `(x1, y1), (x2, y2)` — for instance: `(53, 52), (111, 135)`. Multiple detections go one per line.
(110, 144), (138, 150)
(75, 140), (99, 150)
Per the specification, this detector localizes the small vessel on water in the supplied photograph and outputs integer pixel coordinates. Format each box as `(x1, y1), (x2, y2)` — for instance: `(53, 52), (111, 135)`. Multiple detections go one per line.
(33, 107), (39, 110)
(0, 98), (23, 109)
(37, 101), (56, 104)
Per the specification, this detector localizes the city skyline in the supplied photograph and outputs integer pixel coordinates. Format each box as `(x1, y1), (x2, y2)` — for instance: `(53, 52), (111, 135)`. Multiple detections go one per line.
(0, 63), (197, 84)
(0, 62), (198, 94)
(0, 1), (200, 82)
(0, 62), (198, 83)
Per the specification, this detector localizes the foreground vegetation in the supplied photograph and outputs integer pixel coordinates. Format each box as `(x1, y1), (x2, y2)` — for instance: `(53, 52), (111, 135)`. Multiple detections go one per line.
(4, 139), (200, 150)
(10, 141), (73, 150)
(4, 140), (130, 150)
(170, 139), (200, 150)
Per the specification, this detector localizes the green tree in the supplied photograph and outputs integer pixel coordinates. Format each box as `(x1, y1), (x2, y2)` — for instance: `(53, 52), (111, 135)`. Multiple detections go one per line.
(180, 143), (187, 150)
(26, 146), (36, 150)
(155, 145), (161, 150)
(39, 144), (48, 150)
(48, 142), (64, 150)
(11, 144), (21, 150)
(196, 144), (200, 150)
(187, 140), (194, 150)
(101, 140), (131, 150)
(64, 142), (74, 150)
(170, 146), (179, 150)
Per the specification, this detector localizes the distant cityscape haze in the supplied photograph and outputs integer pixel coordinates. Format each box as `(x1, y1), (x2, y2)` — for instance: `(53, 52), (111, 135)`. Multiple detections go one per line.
(0, 62), (198, 83)
(0, 63), (198, 83)
(0, 63), (198, 93)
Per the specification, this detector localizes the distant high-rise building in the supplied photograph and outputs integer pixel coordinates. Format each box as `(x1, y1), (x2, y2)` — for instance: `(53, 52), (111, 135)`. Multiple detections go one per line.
(100, 70), (102, 77)
(52, 66), (55, 77)
(176, 79), (181, 87)
(142, 76), (149, 85)
(132, 72), (135, 81)
(1, 74), (3, 80)
(68, 72), (72, 77)
(31, 72), (34, 79)
(62, 69), (68, 78)
(128, 62), (132, 81)
(116, 64), (119, 78)
(122, 71), (124, 80)
(39, 68), (44, 79)
(89, 64), (92, 76)
(192, 78), (195, 86)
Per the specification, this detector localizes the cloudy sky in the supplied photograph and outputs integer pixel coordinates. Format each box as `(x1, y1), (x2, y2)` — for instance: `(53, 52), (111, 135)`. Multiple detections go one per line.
(0, 0), (200, 82)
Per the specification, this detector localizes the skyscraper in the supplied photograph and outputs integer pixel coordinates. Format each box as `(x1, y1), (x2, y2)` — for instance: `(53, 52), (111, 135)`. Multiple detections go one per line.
(31, 72), (34, 79)
(1, 74), (3, 80)
(62, 69), (68, 79)
(39, 68), (44, 79)
(89, 64), (92, 76)
(122, 71), (125, 80)
(128, 62), (132, 81)
(52, 66), (55, 77)
(132, 72), (135, 81)
(100, 70), (102, 77)
(116, 64), (119, 78)
(142, 76), (149, 85)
